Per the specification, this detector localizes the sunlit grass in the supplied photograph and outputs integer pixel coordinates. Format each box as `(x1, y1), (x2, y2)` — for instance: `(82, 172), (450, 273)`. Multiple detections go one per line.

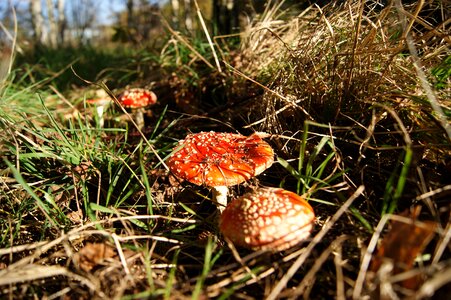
(14, 45), (160, 91)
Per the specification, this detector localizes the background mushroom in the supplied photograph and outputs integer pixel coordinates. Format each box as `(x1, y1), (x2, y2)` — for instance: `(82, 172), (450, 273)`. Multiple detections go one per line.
(219, 187), (315, 251)
(166, 131), (274, 211)
(118, 88), (157, 130)
(86, 97), (112, 128)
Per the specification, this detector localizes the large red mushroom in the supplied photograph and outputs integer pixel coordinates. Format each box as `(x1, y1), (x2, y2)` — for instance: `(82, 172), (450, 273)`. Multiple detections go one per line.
(118, 88), (157, 130)
(166, 131), (274, 211)
(220, 187), (315, 251)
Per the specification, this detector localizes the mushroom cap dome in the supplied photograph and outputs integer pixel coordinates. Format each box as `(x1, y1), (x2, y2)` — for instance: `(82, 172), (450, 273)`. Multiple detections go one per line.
(220, 188), (315, 251)
(167, 131), (274, 187)
(118, 88), (157, 108)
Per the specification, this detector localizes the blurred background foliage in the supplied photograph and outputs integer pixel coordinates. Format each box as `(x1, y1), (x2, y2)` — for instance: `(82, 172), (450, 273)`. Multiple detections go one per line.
(0, 0), (311, 91)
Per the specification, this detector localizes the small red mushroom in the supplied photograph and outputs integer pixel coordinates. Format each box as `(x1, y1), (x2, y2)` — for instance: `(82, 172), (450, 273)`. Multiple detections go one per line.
(219, 187), (315, 251)
(166, 131), (274, 211)
(86, 97), (112, 128)
(118, 88), (157, 130)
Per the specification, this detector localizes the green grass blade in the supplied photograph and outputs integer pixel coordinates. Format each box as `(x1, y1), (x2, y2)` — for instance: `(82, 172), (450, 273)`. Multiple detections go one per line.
(150, 104), (169, 140)
(164, 249), (180, 300)
(277, 156), (300, 178)
(388, 147), (413, 214)
(298, 121), (309, 174)
(381, 147), (413, 215)
(140, 149), (154, 216)
(3, 159), (61, 228)
(192, 236), (215, 300)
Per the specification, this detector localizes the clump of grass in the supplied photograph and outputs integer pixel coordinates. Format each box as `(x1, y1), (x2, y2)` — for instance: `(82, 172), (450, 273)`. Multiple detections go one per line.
(0, 68), (189, 298)
(228, 0), (450, 298)
(431, 55), (451, 89)
(233, 0), (451, 211)
(240, 1), (449, 127)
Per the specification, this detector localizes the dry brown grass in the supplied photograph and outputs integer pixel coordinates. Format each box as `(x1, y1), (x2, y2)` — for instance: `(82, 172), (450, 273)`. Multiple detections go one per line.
(237, 0), (449, 132)
(222, 0), (450, 298)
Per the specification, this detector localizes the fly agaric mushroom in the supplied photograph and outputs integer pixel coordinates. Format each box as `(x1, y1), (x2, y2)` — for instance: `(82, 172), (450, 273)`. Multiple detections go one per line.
(86, 97), (112, 128)
(220, 187), (315, 251)
(118, 88), (157, 130)
(166, 131), (274, 211)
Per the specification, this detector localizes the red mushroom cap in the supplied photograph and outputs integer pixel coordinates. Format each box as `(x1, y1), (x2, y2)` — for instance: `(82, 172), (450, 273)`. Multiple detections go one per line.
(118, 88), (157, 109)
(166, 131), (274, 187)
(219, 188), (315, 251)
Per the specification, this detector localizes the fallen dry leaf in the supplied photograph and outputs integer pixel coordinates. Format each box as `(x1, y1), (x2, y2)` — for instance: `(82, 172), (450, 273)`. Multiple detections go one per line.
(74, 242), (116, 272)
(67, 209), (84, 224)
(370, 206), (437, 290)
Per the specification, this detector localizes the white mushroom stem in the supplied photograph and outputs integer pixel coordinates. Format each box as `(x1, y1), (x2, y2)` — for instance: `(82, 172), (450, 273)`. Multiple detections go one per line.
(95, 105), (106, 128)
(212, 186), (228, 212)
(133, 108), (145, 131)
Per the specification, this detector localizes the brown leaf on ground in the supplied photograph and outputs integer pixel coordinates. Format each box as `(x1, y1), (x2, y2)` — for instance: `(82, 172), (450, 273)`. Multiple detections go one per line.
(67, 207), (84, 224)
(74, 242), (116, 272)
(370, 206), (437, 290)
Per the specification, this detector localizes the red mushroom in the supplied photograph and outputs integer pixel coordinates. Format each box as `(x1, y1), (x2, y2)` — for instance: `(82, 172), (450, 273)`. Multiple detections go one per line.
(118, 88), (157, 130)
(166, 131), (274, 211)
(219, 187), (315, 251)
(86, 97), (112, 128)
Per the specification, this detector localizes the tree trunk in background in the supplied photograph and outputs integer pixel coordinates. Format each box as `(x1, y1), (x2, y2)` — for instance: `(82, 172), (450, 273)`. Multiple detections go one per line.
(136, 0), (159, 41)
(171, 0), (180, 29)
(126, 0), (134, 29)
(213, 0), (254, 34)
(184, 0), (193, 31)
(57, 0), (66, 45)
(213, 0), (236, 35)
(30, 0), (44, 45)
(126, 0), (135, 43)
(46, 0), (58, 47)
(67, 0), (97, 44)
